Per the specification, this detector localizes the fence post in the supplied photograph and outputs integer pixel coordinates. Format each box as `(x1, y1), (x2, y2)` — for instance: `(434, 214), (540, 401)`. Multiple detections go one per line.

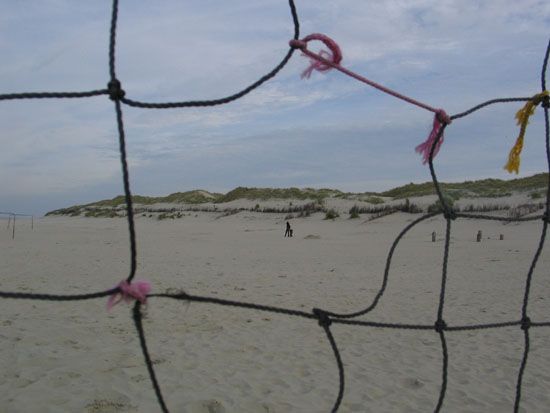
(476, 230), (482, 242)
(499, 234), (504, 240)
(12, 214), (15, 239)
(432, 231), (436, 242)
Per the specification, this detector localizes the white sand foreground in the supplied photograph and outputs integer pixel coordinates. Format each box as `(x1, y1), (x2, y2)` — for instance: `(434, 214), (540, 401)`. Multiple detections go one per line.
(1, 211), (549, 412)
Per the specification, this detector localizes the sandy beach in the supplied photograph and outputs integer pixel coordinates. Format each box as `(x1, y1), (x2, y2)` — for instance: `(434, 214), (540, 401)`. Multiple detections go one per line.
(1, 210), (549, 412)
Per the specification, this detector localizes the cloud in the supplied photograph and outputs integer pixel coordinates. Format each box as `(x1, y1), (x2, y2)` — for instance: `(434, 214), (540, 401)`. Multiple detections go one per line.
(2, 154), (120, 196)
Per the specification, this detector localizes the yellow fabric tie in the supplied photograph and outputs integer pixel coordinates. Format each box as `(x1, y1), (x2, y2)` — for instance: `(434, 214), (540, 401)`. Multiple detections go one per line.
(504, 90), (549, 174)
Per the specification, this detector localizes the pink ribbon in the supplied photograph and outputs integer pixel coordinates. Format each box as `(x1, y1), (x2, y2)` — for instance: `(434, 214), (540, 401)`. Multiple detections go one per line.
(107, 280), (151, 310)
(415, 110), (451, 164)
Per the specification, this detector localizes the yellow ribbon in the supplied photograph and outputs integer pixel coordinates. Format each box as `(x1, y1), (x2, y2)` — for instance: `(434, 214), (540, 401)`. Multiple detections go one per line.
(504, 91), (549, 174)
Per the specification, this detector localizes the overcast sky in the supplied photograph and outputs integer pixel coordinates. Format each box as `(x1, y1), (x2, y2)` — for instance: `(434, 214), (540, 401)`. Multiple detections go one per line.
(1, 1), (549, 216)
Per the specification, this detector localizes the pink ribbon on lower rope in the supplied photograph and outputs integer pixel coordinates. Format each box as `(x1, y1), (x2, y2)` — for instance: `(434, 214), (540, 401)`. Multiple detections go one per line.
(415, 110), (452, 164)
(107, 280), (151, 310)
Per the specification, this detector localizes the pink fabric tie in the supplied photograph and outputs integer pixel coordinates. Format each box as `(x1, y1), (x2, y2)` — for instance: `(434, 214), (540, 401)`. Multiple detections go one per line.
(107, 280), (151, 310)
(415, 110), (452, 164)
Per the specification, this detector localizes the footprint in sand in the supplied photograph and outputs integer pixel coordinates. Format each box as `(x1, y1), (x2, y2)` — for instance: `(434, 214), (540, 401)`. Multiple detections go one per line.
(130, 374), (147, 383)
(185, 399), (226, 413)
(296, 365), (311, 378)
(85, 391), (137, 413)
(401, 377), (425, 389)
(85, 399), (137, 413)
(239, 401), (275, 412)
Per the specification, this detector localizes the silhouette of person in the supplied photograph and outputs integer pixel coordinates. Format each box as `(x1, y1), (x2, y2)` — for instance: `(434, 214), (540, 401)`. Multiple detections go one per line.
(285, 221), (292, 237)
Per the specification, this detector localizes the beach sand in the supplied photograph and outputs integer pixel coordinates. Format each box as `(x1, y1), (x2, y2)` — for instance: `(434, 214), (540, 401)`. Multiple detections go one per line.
(1, 211), (549, 412)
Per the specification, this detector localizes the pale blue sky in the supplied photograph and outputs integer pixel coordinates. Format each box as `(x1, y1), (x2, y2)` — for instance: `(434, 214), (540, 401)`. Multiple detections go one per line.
(1, 0), (549, 216)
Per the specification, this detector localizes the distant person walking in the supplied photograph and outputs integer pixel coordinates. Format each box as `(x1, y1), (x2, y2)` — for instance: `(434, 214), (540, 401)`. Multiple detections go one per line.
(285, 221), (293, 237)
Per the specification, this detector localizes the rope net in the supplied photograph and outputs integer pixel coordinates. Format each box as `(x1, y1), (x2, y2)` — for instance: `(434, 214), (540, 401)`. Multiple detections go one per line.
(1, 1), (549, 412)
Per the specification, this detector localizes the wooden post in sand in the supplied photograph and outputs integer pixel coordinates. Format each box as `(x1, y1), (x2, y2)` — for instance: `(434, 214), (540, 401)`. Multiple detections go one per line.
(31, 216), (34, 230)
(431, 231), (436, 242)
(499, 234), (504, 241)
(12, 214), (15, 239)
(476, 230), (482, 242)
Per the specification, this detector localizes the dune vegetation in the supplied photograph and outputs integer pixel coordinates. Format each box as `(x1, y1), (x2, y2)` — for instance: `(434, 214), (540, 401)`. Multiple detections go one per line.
(45, 173), (548, 219)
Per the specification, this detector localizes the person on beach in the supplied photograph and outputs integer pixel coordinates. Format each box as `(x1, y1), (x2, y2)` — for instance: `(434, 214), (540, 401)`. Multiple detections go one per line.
(285, 221), (292, 237)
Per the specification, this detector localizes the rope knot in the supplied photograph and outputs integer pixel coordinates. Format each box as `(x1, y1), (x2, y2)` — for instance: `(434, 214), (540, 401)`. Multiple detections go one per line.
(108, 79), (126, 101)
(541, 94), (550, 109)
(443, 208), (457, 221)
(107, 280), (151, 311)
(313, 308), (332, 328)
(289, 39), (307, 50)
(521, 316), (531, 331)
(434, 319), (447, 333)
(292, 33), (343, 79)
(436, 109), (452, 125)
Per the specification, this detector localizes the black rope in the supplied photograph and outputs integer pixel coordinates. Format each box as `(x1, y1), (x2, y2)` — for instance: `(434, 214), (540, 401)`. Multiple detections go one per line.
(0, 90), (109, 100)
(520, 223), (548, 319)
(150, 295), (541, 333)
(542, 39), (550, 235)
(514, 326), (531, 413)
(0, 288), (118, 301)
(332, 318), (433, 330)
(107, 0), (136, 284)
(151, 291), (316, 320)
(108, 0), (119, 81)
(119, 0), (300, 109)
(428, 124), (451, 212)
(113, 98), (137, 283)
(433, 215), (452, 413)
(434, 329), (449, 413)
(445, 320), (521, 331)
(313, 309), (345, 413)
(450, 97), (531, 121)
(133, 301), (170, 413)
(0, 1), (549, 411)
(541, 39), (550, 92)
